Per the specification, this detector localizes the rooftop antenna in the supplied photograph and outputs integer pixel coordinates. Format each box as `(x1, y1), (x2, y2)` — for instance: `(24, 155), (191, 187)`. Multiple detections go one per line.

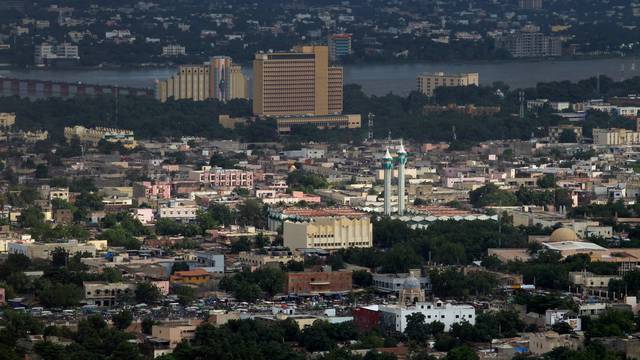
(368, 112), (375, 141)
(519, 90), (525, 119)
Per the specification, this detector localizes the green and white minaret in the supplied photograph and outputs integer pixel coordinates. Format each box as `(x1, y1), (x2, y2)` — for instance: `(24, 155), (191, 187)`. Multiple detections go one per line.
(383, 148), (393, 216)
(397, 140), (407, 215)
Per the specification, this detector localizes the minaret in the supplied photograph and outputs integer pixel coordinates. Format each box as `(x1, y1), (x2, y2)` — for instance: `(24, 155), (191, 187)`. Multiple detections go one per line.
(397, 141), (407, 215)
(383, 148), (393, 216)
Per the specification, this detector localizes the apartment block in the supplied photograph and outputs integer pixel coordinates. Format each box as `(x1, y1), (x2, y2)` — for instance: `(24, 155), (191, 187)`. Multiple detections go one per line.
(0, 113), (16, 127)
(548, 125), (583, 143)
(593, 128), (640, 146)
(252, 45), (343, 117)
(188, 166), (254, 189)
(328, 34), (352, 61)
(495, 31), (562, 58)
(34, 42), (79, 66)
(417, 72), (479, 96)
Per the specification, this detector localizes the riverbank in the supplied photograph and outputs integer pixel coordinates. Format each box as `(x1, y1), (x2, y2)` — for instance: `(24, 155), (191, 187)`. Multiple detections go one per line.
(2, 57), (639, 96)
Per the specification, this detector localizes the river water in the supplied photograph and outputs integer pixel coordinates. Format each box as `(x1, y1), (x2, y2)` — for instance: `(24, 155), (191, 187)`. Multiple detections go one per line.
(1, 57), (638, 96)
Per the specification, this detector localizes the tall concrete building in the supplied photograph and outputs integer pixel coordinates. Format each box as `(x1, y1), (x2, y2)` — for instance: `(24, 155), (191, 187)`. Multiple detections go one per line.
(328, 34), (352, 62)
(495, 31), (561, 58)
(417, 72), (479, 97)
(156, 57), (247, 103)
(252, 45), (343, 117)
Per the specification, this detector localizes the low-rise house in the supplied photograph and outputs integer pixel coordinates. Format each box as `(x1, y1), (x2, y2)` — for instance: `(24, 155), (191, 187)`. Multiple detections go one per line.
(525, 331), (583, 355)
(9, 240), (98, 259)
(170, 268), (211, 285)
(152, 322), (198, 348)
(83, 281), (137, 307)
(284, 270), (352, 296)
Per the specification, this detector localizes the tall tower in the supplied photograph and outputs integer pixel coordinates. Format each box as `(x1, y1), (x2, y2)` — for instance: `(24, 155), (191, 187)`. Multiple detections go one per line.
(397, 141), (407, 216)
(383, 148), (393, 216)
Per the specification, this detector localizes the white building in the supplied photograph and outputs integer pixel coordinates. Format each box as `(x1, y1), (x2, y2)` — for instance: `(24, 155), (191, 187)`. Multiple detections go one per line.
(545, 309), (581, 331)
(34, 43), (79, 65)
(379, 300), (475, 332)
(158, 199), (198, 222)
(162, 45), (186, 57)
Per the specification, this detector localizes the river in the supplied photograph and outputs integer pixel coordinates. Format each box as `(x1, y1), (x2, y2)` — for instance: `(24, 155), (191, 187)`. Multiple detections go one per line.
(1, 58), (638, 96)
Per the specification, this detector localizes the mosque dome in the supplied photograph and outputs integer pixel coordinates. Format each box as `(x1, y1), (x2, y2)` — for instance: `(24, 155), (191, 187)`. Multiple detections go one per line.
(549, 227), (578, 242)
(403, 275), (421, 289)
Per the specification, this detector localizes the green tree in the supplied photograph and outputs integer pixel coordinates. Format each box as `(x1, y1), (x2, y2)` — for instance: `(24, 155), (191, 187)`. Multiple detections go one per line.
(34, 163), (48, 178)
(445, 346), (478, 360)
(173, 285), (197, 305)
(135, 282), (162, 304)
(404, 313), (430, 345)
(537, 174), (557, 188)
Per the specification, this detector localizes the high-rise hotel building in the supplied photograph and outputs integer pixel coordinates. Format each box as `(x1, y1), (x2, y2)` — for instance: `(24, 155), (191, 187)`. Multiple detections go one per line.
(156, 56), (247, 102)
(252, 45), (343, 117)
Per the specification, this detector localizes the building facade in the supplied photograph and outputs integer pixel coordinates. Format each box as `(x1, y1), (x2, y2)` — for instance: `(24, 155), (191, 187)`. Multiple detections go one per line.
(83, 281), (137, 307)
(495, 31), (562, 58)
(379, 301), (476, 332)
(549, 125), (583, 143)
(188, 166), (254, 188)
(417, 72), (479, 96)
(252, 45), (343, 116)
(34, 42), (79, 66)
(276, 114), (361, 133)
(284, 271), (352, 295)
(0, 113), (16, 127)
(156, 57), (247, 102)
(283, 214), (372, 251)
(328, 34), (352, 62)
(593, 128), (640, 145)
(9, 240), (98, 259)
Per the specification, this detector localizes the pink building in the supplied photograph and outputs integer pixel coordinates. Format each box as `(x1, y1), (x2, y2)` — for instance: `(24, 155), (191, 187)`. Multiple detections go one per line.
(189, 166), (254, 189)
(150, 280), (170, 295)
(132, 208), (155, 225)
(134, 181), (172, 200)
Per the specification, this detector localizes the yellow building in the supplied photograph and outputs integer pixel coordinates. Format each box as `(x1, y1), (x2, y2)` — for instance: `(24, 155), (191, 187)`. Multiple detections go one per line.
(157, 64), (210, 102)
(593, 128), (640, 146)
(283, 215), (372, 251)
(0, 113), (16, 127)
(156, 56), (247, 103)
(416, 72), (479, 96)
(252, 45), (343, 117)
(169, 268), (211, 285)
(63, 126), (137, 149)
(276, 114), (361, 133)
